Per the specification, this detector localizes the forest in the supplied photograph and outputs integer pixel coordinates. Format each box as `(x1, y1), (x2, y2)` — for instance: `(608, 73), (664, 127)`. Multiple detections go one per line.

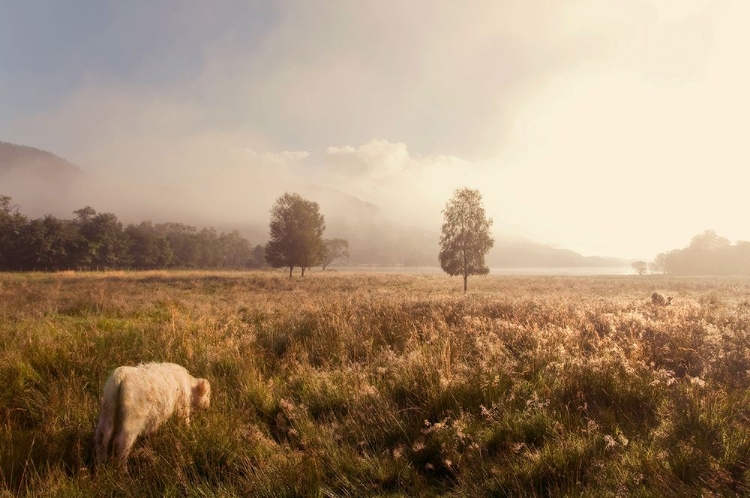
(0, 195), (266, 271)
(651, 230), (750, 276)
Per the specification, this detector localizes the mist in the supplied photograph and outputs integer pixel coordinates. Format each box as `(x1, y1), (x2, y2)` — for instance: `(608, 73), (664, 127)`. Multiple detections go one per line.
(2, 1), (749, 260)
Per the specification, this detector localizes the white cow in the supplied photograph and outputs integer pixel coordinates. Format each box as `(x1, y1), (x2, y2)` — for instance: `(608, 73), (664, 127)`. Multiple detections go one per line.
(94, 362), (210, 465)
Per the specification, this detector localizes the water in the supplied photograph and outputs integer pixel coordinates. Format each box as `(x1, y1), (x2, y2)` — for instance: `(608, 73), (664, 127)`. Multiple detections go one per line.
(331, 266), (633, 276)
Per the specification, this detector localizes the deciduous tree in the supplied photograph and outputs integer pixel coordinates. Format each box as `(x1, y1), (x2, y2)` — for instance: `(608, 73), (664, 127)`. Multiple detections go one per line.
(631, 260), (648, 276)
(439, 188), (494, 292)
(320, 238), (349, 270)
(0, 195), (26, 269)
(265, 193), (326, 277)
(125, 222), (173, 269)
(219, 230), (253, 268)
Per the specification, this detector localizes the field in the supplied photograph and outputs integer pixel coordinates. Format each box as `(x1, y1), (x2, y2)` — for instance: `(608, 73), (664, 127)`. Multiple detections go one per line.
(2, 271), (750, 497)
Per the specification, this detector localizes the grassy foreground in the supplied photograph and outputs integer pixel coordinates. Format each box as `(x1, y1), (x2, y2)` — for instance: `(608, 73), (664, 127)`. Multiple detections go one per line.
(1, 271), (750, 497)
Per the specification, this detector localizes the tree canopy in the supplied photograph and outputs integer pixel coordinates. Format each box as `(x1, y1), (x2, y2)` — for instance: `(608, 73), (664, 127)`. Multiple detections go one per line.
(0, 195), (266, 271)
(439, 188), (494, 292)
(265, 193), (326, 277)
(651, 229), (750, 276)
(631, 261), (648, 276)
(320, 238), (350, 270)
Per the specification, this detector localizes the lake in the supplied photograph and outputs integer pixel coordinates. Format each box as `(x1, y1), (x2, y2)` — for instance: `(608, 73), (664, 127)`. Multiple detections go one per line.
(331, 266), (634, 276)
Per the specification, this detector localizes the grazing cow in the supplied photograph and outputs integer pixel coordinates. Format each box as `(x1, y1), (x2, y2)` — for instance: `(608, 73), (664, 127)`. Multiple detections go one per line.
(94, 362), (210, 465)
(651, 292), (673, 306)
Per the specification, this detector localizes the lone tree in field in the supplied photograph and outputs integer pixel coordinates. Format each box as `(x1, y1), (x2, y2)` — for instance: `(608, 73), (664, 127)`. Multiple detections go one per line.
(631, 260), (648, 276)
(439, 188), (494, 292)
(265, 193), (325, 277)
(320, 238), (349, 270)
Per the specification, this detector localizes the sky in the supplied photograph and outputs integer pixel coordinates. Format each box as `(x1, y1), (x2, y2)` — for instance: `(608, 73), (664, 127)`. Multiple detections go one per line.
(1, 0), (748, 260)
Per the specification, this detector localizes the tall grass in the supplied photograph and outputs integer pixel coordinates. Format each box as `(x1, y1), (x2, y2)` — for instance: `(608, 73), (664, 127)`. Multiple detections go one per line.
(1, 271), (750, 496)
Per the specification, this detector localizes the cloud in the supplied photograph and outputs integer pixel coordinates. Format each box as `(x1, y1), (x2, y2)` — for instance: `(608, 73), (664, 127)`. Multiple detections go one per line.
(326, 140), (409, 180)
(489, 0), (750, 258)
(322, 139), (483, 226)
(3, 1), (750, 259)
(235, 148), (310, 164)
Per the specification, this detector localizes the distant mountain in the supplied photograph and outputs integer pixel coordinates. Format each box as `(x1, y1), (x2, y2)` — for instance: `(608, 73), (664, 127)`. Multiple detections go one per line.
(332, 228), (630, 268)
(487, 236), (630, 268)
(0, 141), (630, 268)
(0, 141), (86, 217)
(306, 185), (381, 219)
(0, 141), (83, 181)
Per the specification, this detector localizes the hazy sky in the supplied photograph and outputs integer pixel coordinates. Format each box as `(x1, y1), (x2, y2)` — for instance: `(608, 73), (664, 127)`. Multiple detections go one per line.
(1, 1), (748, 259)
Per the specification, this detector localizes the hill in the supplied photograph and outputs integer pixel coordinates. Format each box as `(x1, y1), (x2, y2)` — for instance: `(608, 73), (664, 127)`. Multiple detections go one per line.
(487, 236), (630, 268)
(0, 141), (82, 181)
(0, 141), (85, 217)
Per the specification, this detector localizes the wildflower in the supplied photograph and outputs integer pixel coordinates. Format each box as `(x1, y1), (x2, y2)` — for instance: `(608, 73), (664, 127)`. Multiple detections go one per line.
(603, 435), (617, 450)
(439, 374), (451, 388)
(617, 433), (629, 447)
(279, 398), (296, 414)
(690, 376), (706, 388)
(393, 446), (404, 459)
(480, 404), (492, 420)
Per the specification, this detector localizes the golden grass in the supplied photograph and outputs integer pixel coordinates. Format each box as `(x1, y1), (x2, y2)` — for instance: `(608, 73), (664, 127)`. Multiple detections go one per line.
(1, 270), (750, 496)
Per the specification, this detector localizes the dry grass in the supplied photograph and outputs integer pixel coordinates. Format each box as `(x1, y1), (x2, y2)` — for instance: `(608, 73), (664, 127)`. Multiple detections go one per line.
(2, 270), (750, 496)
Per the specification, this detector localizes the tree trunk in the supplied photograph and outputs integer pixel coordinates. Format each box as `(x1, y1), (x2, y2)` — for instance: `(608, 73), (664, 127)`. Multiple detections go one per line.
(301, 267), (306, 277)
(289, 266), (293, 278)
(462, 245), (468, 294)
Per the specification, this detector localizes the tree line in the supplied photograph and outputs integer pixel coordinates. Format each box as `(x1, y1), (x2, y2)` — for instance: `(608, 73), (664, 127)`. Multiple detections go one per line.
(631, 229), (750, 276)
(0, 195), (266, 271)
(0, 194), (351, 273)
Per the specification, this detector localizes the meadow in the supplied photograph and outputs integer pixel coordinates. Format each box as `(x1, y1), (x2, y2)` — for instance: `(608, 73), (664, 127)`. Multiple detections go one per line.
(1, 271), (750, 497)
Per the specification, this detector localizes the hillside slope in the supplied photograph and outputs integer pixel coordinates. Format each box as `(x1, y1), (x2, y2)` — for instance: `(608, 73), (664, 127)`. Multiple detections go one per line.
(0, 141), (82, 180)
